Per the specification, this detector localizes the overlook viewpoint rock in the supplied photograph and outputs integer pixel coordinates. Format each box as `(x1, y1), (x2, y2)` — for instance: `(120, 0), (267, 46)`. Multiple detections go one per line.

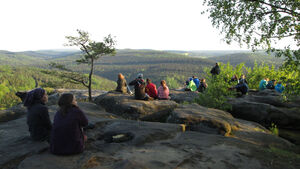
(0, 89), (299, 169)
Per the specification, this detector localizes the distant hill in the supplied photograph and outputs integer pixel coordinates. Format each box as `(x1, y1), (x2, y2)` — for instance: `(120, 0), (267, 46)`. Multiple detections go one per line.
(208, 52), (284, 67)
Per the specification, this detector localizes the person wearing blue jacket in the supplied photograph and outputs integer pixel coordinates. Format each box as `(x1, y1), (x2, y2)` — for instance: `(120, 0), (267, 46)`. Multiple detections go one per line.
(192, 76), (200, 89)
(275, 81), (285, 93)
(259, 78), (269, 91)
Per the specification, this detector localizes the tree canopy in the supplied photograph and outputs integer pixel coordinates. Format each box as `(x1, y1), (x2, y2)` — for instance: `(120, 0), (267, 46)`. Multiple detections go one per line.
(202, 0), (300, 70)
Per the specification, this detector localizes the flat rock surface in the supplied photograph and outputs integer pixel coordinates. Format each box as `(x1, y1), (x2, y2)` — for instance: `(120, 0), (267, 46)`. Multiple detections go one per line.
(94, 91), (178, 122)
(15, 118), (300, 169)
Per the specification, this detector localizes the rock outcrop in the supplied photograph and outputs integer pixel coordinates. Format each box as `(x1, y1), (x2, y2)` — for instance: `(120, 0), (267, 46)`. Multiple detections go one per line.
(169, 89), (199, 103)
(94, 91), (178, 122)
(228, 89), (300, 130)
(1, 108), (297, 169)
(0, 104), (26, 123)
(1, 90), (299, 169)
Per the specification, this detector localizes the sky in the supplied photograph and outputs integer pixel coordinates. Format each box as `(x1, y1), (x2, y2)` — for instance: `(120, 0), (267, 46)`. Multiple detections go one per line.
(0, 0), (292, 52)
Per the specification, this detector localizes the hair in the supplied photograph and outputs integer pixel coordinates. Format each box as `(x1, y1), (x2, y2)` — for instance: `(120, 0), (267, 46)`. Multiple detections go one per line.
(278, 81), (282, 84)
(58, 93), (75, 116)
(201, 78), (206, 82)
(146, 78), (151, 84)
(118, 73), (124, 80)
(161, 80), (167, 90)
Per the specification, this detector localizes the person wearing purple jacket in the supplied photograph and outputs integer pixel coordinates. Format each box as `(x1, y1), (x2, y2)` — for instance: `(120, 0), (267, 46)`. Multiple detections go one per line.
(50, 93), (88, 155)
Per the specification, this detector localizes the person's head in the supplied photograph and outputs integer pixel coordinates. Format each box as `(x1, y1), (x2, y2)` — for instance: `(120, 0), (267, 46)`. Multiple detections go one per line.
(137, 73), (143, 79)
(161, 80), (167, 90)
(215, 63), (219, 66)
(241, 74), (245, 79)
(58, 93), (77, 115)
(24, 88), (47, 108)
(146, 78), (151, 84)
(201, 78), (206, 82)
(118, 73), (124, 80)
(277, 81), (282, 84)
(192, 75), (195, 79)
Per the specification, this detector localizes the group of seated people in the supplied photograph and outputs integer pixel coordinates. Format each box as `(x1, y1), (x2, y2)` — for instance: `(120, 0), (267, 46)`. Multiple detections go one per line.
(24, 88), (89, 155)
(184, 76), (208, 92)
(259, 78), (285, 93)
(116, 73), (170, 100)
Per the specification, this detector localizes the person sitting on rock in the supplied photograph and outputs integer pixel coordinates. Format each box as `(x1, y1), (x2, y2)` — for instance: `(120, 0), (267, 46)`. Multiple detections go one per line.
(145, 78), (158, 99)
(116, 73), (132, 94)
(24, 88), (52, 142)
(266, 79), (276, 89)
(234, 80), (249, 95)
(129, 73), (152, 100)
(157, 80), (170, 100)
(192, 76), (200, 89)
(185, 78), (197, 91)
(239, 74), (248, 84)
(275, 81), (285, 93)
(50, 93), (88, 155)
(198, 78), (208, 93)
(259, 78), (269, 91)
(210, 63), (220, 76)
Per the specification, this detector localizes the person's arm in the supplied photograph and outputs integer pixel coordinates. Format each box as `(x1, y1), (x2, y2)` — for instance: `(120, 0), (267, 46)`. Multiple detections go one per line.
(129, 79), (136, 86)
(40, 106), (52, 130)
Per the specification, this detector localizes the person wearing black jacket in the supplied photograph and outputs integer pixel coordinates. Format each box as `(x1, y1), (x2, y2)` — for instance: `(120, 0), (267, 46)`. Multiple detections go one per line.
(210, 63), (220, 76)
(24, 88), (52, 141)
(129, 73), (149, 100)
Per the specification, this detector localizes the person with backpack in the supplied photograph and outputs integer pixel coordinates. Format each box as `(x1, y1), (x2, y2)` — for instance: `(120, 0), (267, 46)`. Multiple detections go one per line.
(145, 78), (158, 99)
(198, 78), (208, 92)
(50, 93), (88, 155)
(184, 78), (197, 91)
(275, 81), (285, 93)
(192, 76), (200, 89)
(259, 78), (269, 91)
(24, 88), (52, 142)
(157, 80), (170, 100)
(234, 76), (249, 95)
(129, 73), (151, 100)
(210, 63), (220, 76)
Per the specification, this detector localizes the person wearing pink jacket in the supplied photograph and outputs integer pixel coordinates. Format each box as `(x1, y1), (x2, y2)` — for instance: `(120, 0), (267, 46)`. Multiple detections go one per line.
(157, 80), (170, 100)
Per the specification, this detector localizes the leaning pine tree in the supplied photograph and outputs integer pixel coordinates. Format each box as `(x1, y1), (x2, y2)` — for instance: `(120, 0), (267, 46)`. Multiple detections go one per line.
(64, 29), (116, 101)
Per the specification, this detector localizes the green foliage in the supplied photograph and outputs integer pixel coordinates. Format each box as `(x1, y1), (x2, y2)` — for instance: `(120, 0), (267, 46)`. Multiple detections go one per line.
(269, 123), (279, 136)
(165, 74), (185, 89)
(195, 61), (300, 110)
(0, 65), (116, 110)
(195, 63), (238, 111)
(202, 0), (300, 72)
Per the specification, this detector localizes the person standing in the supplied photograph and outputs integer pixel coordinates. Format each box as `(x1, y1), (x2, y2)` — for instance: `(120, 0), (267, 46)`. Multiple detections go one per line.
(50, 93), (88, 155)
(24, 88), (52, 142)
(210, 63), (220, 76)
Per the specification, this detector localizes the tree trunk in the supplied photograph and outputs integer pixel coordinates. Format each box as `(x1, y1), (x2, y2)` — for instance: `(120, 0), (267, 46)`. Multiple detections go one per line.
(88, 58), (94, 101)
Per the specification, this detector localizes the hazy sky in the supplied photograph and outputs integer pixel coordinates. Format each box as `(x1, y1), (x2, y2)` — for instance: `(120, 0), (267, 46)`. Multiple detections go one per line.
(0, 0), (287, 52)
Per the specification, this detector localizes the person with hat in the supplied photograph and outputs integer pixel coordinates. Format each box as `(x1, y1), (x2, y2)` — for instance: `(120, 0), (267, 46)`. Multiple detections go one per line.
(24, 88), (52, 142)
(129, 73), (151, 100)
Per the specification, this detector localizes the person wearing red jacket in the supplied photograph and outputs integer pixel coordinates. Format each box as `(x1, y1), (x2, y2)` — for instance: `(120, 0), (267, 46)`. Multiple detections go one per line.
(145, 78), (158, 99)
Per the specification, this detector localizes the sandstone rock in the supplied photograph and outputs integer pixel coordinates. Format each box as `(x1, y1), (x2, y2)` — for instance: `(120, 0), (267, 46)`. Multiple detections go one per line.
(16, 117), (298, 169)
(228, 96), (300, 130)
(0, 104), (26, 123)
(169, 89), (199, 103)
(94, 91), (178, 122)
(166, 103), (272, 137)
